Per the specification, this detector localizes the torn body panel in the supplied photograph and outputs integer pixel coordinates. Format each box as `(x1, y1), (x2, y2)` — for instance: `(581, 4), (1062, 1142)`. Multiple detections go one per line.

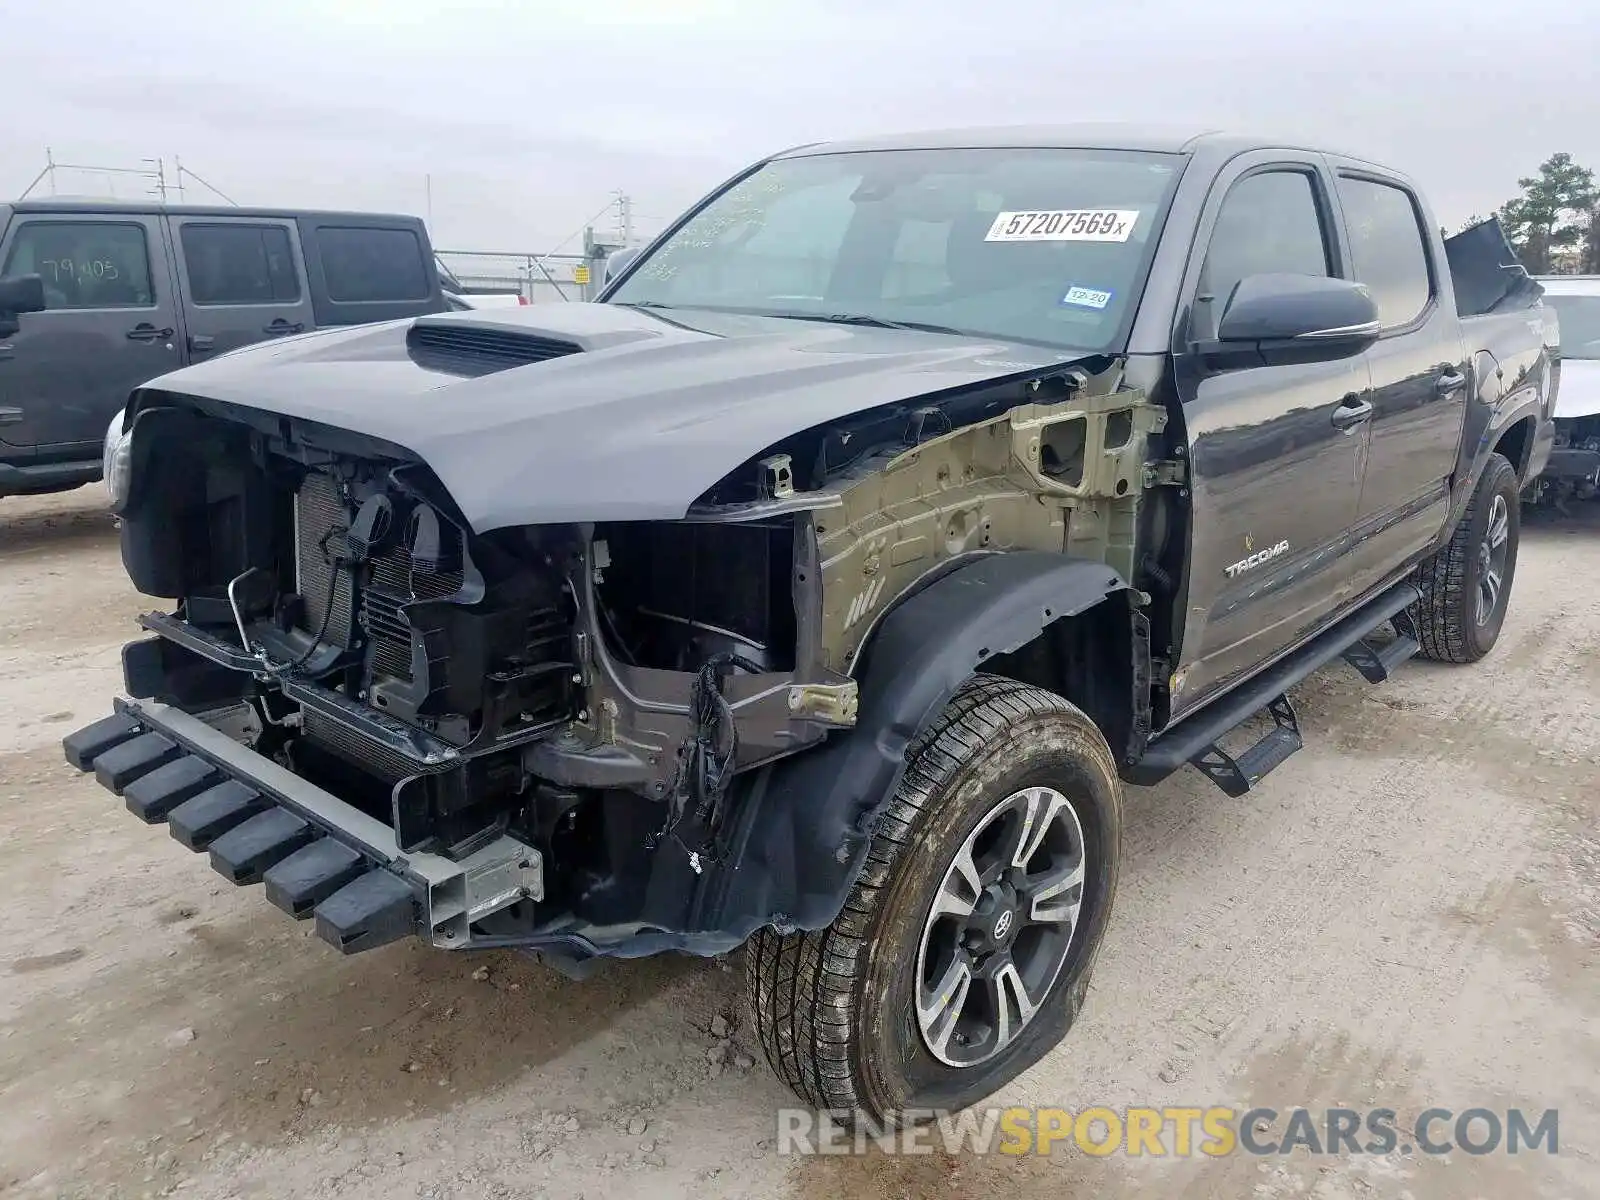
(96, 350), (1170, 961)
(807, 382), (1166, 673)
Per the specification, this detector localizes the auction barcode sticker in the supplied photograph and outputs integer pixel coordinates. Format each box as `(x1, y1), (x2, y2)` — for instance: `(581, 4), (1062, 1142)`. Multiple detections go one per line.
(984, 209), (1139, 242)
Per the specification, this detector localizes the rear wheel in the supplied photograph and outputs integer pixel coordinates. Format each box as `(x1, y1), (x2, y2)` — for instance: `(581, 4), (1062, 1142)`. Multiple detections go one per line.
(747, 674), (1122, 1123)
(1411, 452), (1520, 663)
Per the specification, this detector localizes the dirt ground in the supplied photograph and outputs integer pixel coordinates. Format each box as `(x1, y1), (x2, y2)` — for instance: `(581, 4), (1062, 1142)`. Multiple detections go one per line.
(0, 486), (1595, 1200)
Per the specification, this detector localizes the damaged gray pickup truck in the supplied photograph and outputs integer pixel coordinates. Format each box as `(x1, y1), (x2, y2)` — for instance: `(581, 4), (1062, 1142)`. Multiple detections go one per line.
(66, 126), (1555, 1120)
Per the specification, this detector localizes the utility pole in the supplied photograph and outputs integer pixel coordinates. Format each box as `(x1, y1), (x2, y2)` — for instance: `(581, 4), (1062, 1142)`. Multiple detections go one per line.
(615, 190), (634, 247)
(142, 158), (169, 203)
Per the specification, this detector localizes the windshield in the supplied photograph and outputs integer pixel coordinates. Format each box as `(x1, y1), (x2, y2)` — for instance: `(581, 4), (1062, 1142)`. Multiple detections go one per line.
(1547, 293), (1600, 359)
(607, 147), (1182, 352)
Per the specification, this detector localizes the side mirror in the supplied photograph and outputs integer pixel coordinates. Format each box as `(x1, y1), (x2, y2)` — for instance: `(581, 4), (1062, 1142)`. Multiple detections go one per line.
(0, 274), (45, 339)
(1215, 273), (1380, 362)
(0, 273), (46, 316)
(603, 247), (642, 285)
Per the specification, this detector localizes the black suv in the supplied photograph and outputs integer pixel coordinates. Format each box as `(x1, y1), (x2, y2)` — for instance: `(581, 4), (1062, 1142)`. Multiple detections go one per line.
(0, 200), (446, 497)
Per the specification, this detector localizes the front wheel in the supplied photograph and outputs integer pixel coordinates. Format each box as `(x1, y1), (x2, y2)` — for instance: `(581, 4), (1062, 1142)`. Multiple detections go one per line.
(1412, 451), (1520, 663)
(747, 674), (1122, 1123)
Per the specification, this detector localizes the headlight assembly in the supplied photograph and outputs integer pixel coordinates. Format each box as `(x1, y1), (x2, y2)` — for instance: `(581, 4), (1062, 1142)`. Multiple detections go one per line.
(103, 409), (133, 510)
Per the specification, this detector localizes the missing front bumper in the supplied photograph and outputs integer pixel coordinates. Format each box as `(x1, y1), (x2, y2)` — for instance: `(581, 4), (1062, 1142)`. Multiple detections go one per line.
(1540, 446), (1600, 482)
(63, 699), (542, 954)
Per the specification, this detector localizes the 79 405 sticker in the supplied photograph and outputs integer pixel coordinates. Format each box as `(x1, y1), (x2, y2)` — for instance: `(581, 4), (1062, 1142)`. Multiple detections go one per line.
(985, 209), (1139, 242)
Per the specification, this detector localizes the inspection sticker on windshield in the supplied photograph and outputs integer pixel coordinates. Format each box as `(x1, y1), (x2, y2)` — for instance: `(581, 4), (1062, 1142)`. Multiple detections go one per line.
(985, 209), (1139, 242)
(1060, 286), (1114, 309)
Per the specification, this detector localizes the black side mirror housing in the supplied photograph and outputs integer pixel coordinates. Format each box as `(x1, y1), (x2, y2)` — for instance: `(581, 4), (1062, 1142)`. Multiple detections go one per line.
(1207, 273), (1381, 367)
(0, 273), (46, 338)
(0, 273), (46, 316)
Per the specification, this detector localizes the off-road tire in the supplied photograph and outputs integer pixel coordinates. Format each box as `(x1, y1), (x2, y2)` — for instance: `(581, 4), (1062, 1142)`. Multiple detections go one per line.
(1411, 452), (1520, 663)
(747, 673), (1122, 1124)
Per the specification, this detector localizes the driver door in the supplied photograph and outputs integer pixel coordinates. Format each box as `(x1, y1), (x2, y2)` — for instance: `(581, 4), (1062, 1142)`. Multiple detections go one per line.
(1169, 155), (1373, 716)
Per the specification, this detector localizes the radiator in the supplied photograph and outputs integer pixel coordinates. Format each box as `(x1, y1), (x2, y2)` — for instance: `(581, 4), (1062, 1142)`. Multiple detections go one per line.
(293, 472), (356, 649)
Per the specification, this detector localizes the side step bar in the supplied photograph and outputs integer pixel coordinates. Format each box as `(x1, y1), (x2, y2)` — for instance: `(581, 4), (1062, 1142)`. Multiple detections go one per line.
(1340, 608), (1421, 683)
(1130, 581), (1421, 792)
(1188, 694), (1301, 798)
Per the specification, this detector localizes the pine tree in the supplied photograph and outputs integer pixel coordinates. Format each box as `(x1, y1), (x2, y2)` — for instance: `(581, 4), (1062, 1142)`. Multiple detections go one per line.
(1497, 153), (1597, 274)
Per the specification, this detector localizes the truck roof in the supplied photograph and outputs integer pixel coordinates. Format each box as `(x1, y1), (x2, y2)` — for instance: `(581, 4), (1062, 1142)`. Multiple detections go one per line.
(6, 198), (425, 223)
(778, 123), (1381, 168)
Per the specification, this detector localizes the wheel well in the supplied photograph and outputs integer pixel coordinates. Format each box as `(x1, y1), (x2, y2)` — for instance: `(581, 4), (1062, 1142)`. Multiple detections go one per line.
(979, 601), (1139, 765)
(1494, 416), (1535, 481)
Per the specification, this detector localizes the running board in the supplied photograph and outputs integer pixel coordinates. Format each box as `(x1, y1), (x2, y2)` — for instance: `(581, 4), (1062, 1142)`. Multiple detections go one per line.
(1187, 694), (1302, 797)
(1339, 608), (1420, 683)
(1129, 580), (1421, 791)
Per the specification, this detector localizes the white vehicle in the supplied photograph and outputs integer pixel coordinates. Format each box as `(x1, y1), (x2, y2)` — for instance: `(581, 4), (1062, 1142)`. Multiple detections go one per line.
(1530, 276), (1600, 504)
(436, 258), (527, 310)
(444, 289), (525, 311)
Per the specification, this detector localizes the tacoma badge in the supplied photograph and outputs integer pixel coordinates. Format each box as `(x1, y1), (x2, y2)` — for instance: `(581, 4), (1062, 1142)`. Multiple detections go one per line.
(1224, 539), (1290, 579)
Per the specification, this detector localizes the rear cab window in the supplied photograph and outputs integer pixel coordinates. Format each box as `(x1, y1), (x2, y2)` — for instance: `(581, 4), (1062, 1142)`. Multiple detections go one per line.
(1, 221), (155, 309)
(1335, 175), (1434, 329)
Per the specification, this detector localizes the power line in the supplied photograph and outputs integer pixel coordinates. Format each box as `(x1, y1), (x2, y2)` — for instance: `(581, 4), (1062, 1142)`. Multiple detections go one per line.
(16, 150), (237, 206)
(173, 160), (238, 206)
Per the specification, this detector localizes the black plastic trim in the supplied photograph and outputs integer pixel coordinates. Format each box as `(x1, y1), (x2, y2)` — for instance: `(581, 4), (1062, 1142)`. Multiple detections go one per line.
(1127, 580), (1419, 784)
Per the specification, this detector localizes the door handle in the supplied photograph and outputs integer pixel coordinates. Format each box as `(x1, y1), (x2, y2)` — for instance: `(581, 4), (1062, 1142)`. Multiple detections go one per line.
(0, 344), (13, 361)
(263, 320), (304, 336)
(190, 334), (215, 352)
(1331, 396), (1373, 430)
(126, 324), (175, 342)
(0, 407), (22, 426)
(1435, 368), (1467, 394)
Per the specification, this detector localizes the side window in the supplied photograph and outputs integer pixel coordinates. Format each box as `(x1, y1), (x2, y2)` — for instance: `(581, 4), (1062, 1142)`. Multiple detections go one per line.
(180, 223), (300, 305)
(0, 221), (154, 309)
(317, 227), (431, 303)
(1197, 171), (1331, 314)
(1337, 177), (1432, 328)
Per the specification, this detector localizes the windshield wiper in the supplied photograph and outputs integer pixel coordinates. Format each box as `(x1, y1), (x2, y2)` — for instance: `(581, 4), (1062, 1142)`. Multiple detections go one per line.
(614, 303), (973, 338)
(763, 311), (972, 337)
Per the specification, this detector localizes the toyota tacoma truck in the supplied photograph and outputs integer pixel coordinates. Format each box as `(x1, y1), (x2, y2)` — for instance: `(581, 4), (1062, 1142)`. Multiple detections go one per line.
(66, 127), (1555, 1122)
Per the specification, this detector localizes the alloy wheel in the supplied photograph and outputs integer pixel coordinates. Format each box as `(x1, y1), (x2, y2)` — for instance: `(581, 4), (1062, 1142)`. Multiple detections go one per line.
(914, 785), (1088, 1068)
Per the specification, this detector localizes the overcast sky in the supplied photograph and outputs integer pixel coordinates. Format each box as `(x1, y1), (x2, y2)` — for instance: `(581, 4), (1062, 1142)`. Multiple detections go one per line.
(3, 0), (1597, 252)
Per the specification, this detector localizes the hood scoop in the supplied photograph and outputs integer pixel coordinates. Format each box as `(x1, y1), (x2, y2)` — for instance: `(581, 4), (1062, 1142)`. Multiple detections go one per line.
(406, 321), (581, 378)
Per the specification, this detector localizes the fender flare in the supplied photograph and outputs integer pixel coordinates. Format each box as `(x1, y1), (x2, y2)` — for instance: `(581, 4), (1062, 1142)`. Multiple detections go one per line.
(1446, 348), (1551, 533)
(700, 551), (1132, 942)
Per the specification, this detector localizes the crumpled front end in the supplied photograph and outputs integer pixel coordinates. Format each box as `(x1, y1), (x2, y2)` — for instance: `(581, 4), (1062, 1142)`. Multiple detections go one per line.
(67, 393), (856, 961)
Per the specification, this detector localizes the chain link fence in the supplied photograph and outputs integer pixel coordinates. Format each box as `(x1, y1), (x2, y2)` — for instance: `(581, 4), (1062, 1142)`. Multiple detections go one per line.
(435, 250), (607, 303)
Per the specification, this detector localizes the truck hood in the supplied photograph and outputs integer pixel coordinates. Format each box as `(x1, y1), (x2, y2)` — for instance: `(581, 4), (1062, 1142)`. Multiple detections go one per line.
(137, 303), (1084, 530)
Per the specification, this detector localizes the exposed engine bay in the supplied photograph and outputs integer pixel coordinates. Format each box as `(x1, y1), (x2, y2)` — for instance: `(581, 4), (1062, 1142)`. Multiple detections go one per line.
(1527, 415), (1600, 508)
(110, 329), (1174, 955)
